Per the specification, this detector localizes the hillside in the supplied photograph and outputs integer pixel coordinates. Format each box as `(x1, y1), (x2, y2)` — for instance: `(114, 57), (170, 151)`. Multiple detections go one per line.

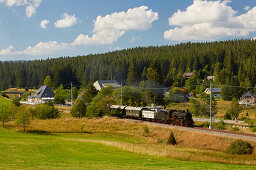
(1, 39), (256, 90)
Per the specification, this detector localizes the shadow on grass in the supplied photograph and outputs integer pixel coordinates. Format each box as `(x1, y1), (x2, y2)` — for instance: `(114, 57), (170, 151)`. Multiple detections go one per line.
(27, 130), (55, 135)
(53, 131), (93, 134)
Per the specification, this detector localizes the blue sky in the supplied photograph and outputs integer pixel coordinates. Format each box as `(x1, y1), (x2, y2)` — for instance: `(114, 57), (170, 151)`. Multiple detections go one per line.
(0, 0), (256, 61)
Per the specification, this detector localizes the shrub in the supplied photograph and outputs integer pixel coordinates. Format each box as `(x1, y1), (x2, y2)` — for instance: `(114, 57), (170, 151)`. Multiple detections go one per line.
(239, 116), (247, 121)
(215, 121), (226, 130)
(227, 140), (253, 155)
(34, 104), (59, 119)
(12, 97), (21, 107)
(1, 92), (8, 98)
(216, 124), (225, 130)
(248, 122), (255, 129)
(70, 98), (87, 118)
(251, 127), (256, 132)
(202, 122), (210, 128)
(224, 112), (231, 120)
(231, 127), (239, 131)
(143, 126), (149, 135)
(167, 132), (177, 145)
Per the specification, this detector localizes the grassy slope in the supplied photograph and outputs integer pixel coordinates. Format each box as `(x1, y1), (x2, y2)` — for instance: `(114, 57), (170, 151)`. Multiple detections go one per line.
(0, 96), (11, 106)
(0, 128), (255, 170)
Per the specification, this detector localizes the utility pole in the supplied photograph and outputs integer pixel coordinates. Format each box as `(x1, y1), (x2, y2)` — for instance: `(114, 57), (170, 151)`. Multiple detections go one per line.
(121, 83), (122, 106)
(209, 81), (212, 129)
(71, 82), (73, 106)
(10, 85), (11, 100)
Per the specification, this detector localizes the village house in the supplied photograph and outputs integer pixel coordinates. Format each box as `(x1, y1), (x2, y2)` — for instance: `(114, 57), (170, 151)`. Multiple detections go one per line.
(93, 80), (121, 91)
(182, 72), (194, 79)
(204, 88), (222, 98)
(207, 76), (215, 81)
(28, 86), (55, 104)
(239, 91), (256, 105)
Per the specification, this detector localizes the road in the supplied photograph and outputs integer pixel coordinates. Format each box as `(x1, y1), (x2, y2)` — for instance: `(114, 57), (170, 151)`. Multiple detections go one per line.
(193, 117), (245, 124)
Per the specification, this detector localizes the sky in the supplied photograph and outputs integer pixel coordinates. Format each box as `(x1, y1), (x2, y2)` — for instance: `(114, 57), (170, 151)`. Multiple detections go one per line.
(0, 0), (256, 61)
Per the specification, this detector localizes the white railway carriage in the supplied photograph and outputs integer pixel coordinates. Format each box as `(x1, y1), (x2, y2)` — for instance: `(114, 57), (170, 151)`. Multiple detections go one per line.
(142, 110), (155, 119)
(142, 107), (163, 120)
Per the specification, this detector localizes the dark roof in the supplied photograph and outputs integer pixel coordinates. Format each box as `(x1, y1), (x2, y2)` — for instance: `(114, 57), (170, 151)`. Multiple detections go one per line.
(241, 91), (256, 98)
(35, 86), (55, 98)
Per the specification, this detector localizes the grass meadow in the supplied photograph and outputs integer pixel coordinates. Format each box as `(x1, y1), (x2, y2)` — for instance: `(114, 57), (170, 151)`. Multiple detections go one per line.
(0, 127), (256, 169)
(1, 96), (256, 169)
(0, 96), (11, 106)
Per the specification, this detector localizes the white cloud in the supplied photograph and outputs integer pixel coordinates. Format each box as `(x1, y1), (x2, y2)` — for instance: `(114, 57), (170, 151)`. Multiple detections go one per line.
(164, 0), (256, 41)
(130, 36), (141, 43)
(40, 19), (49, 29)
(0, 0), (42, 18)
(0, 41), (70, 55)
(72, 6), (158, 45)
(54, 13), (78, 28)
(244, 6), (250, 11)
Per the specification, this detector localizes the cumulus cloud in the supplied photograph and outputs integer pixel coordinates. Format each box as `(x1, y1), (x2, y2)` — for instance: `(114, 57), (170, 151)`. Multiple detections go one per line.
(244, 6), (250, 11)
(0, 41), (70, 56)
(40, 19), (49, 29)
(72, 6), (158, 45)
(164, 0), (256, 41)
(54, 13), (78, 28)
(0, 0), (42, 17)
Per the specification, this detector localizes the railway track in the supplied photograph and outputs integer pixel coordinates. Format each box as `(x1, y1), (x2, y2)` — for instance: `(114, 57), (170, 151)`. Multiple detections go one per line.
(123, 118), (256, 142)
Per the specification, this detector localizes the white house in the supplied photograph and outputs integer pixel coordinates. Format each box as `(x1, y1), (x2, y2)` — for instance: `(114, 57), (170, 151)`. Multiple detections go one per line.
(204, 88), (222, 98)
(93, 80), (121, 91)
(28, 86), (55, 104)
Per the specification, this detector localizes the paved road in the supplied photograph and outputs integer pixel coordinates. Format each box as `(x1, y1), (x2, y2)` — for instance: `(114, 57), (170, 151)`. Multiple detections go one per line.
(193, 117), (245, 124)
(123, 119), (256, 142)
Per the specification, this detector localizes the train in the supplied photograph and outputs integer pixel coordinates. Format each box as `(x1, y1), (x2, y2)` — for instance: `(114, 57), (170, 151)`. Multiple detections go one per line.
(110, 105), (194, 127)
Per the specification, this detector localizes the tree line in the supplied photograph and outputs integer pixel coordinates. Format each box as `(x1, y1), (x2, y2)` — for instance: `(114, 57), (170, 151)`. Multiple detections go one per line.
(1, 39), (256, 95)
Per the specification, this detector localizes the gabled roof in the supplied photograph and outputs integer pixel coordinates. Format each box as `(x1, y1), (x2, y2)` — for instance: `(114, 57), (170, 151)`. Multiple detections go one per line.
(35, 86), (55, 98)
(183, 72), (194, 77)
(241, 91), (256, 98)
(93, 80), (121, 91)
(205, 88), (221, 93)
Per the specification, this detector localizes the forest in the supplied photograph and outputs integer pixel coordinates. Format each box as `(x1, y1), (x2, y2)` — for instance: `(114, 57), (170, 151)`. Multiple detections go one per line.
(0, 39), (256, 92)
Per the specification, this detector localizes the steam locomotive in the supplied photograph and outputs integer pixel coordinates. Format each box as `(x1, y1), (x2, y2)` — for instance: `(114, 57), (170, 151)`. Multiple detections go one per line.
(110, 105), (194, 127)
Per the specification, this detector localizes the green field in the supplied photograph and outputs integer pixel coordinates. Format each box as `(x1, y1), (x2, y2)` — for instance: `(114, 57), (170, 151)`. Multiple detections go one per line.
(0, 128), (255, 169)
(0, 96), (11, 106)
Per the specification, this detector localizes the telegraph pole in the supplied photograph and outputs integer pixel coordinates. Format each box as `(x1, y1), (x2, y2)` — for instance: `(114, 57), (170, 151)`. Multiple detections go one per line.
(209, 81), (212, 129)
(121, 83), (123, 106)
(71, 82), (73, 106)
(10, 85), (11, 100)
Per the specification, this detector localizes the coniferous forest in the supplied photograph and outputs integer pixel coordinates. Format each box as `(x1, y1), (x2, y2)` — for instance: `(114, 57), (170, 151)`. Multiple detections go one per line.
(0, 39), (256, 90)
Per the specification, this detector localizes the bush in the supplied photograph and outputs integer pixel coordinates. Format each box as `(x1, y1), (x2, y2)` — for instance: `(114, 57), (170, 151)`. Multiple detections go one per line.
(224, 112), (231, 120)
(1, 92), (8, 98)
(227, 140), (253, 155)
(239, 116), (247, 121)
(231, 127), (239, 131)
(248, 121), (255, 129)
(251, 127), (256, 132)
(34, 104), (59, 119)
(70, 98), (87, 118)
(167, 132), (177, 145)
(143, 126), (149, 135)
(12, 97), (21, 107)
(215, 121), (226, 130)
(202, 122), (210, 128)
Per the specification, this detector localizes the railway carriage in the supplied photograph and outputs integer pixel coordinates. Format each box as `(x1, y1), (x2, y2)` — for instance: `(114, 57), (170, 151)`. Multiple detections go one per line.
(110, 105), (194, 127)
